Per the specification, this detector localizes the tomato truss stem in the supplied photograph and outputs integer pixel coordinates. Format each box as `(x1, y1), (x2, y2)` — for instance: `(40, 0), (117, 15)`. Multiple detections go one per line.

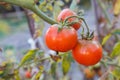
(64, 15), (90, 35)
(63, 15), (94, 40)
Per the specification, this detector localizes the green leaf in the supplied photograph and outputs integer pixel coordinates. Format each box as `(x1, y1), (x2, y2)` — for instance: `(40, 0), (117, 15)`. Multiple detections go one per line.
(110, 41), (120, 58)
(50, 62), (57, 79)
(112, 29), (120, 35)
(65, 0), (70, 3)
(35, 71), (42, 80)
(31, 66), (44, 80)
(14, 69), (21, 80)
(46, 3), (53, 11)
(56, 1), (64, 6)
(102, 34), (112, 45)
(18, 49), (39, 68)
(62, 54), (71, 75)
(108, 73), (115, 80)
(70, 0), (77, 11)
(113, 0), (120, 16)
(111, 68), (120, 79)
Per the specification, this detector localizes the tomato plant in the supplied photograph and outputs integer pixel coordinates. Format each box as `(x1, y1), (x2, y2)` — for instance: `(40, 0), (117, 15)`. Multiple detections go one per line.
(1, 0), (120, 80)
(57, 8), (81, 30)
(72, 40), (102, 66)
(45, 24), (77, 52)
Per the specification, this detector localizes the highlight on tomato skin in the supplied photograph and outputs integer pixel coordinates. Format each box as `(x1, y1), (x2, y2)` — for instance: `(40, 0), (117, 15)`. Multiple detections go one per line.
(72, 40), (102, 66)
(45, 24), (78, 52)
(57, 8), (81, 30)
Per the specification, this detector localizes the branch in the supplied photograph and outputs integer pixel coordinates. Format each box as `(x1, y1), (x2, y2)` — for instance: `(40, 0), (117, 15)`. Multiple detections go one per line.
(0, 0), (34, 9)
(31, 5), (58, 24)
(0, 0), (57, 24)
(24, 9), (35, 37)
(96, 0), (111, 25)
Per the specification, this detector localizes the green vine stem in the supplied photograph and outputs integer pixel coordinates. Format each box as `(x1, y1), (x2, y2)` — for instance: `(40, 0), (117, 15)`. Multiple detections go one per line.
(64, 15), (90, 35)
(100, 60), (120, 68)
(0, 0), (57, 24)
(31, 5), (58, 24)
(100, 56), (120, 68)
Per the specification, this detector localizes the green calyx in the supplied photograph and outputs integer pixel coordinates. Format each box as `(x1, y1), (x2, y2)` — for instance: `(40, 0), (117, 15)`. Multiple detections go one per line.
(81, 31), (94, 40)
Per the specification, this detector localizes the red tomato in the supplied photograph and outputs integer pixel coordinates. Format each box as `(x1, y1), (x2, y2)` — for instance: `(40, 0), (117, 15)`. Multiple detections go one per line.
(45, 24), (78, 52)
(25, 71), (31, 78)
(57, 8), (81, 30)
(72, 40), (102, 66)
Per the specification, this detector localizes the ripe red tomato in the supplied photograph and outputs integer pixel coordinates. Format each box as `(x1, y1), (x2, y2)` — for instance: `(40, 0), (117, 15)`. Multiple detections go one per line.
(72, 40), (102, 66)
(25, 71), (31, 78)
(57, 8), (81, 30)
(45, 24), (78, 52)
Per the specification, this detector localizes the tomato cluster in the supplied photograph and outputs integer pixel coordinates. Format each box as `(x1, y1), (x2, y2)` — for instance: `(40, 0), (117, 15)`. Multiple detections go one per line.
(45, 9), (102, 66)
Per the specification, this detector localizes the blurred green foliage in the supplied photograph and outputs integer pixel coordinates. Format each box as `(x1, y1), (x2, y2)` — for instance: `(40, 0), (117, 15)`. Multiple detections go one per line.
(0, 16), (27, 39)
(0, 21), (10, 37)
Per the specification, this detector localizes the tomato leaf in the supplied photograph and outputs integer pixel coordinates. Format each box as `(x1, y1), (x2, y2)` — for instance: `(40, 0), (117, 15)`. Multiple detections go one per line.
(56, 0), (64, 7)
(108, 73), (114, 80)
(65, 0), (70, 3)
(102, 29), (120, 46)
(102, 34), (112, 46)
(113, 0), (120, 16)
(35, 71), (43, 80)
(31, 65), (44, 80)
(110, 41), (120, 58)
(50, 62), (57, 79)
(18, 49), (39, 68)
(14, 69), (21, 80)
(111, 68), (120, 79)
(32, 13), (40, 22)
(70, 0), (77, 11)
(46, 3), (53, 11)
(62, 54), (71, 75)
(112, 29), (120, 35)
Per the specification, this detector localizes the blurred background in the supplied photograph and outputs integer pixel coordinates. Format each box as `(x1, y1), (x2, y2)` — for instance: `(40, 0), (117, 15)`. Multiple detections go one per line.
(0, 0), (120, 80)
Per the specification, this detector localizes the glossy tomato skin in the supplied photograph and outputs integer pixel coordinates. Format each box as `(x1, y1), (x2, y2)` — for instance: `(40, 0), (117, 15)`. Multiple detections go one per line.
(72, 40), (102, 66)
(57, 8), (81, 30)
(45, 24), (78, 52)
